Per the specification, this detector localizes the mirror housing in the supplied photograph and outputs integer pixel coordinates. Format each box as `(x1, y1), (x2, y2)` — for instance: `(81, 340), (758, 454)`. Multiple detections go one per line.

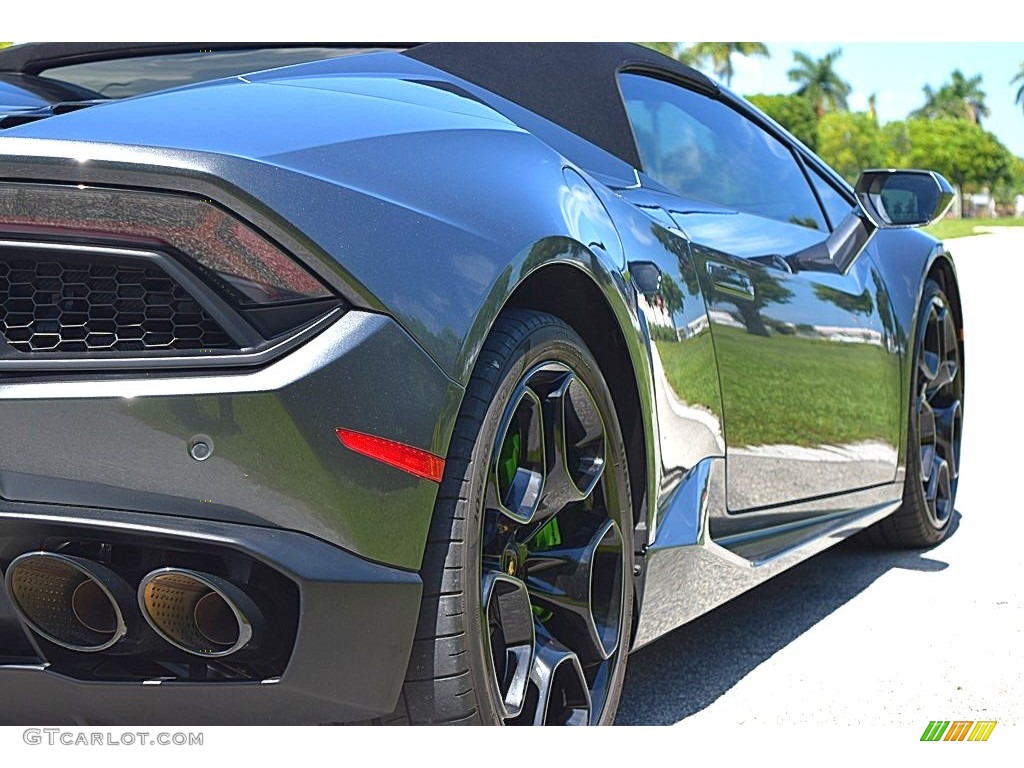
(855, 169), (955, 228)
(786, 169), (954, 277)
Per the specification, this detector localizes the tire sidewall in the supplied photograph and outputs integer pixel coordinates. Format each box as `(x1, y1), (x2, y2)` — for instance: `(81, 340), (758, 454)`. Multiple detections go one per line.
(459, 318), (634, 725)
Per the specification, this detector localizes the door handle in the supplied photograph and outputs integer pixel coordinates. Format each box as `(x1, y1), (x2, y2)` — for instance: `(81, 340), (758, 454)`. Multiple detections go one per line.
(706, 262), (756, 300)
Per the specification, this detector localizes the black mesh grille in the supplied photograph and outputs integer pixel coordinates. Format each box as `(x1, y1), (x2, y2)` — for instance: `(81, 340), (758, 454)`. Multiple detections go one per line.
(0, 257), (234, 353)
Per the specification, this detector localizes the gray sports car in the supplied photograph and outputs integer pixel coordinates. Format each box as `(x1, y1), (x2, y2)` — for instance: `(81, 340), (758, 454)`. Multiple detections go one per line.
(0, 42), (962, 725)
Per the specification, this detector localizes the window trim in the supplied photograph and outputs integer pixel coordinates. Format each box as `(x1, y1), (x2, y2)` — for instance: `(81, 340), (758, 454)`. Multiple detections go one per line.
(618, 67), (857, 203)
(797, 153), (858, 231)
(618, 70), (836, 233)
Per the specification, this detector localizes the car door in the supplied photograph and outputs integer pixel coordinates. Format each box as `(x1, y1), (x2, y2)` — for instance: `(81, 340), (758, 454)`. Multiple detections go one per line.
(618, 73), (903, 514)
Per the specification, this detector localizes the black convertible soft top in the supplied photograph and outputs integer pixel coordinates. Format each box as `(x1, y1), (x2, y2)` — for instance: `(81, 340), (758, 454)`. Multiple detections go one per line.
(0, 41), (715, 169)
(407, 43), (717, 170)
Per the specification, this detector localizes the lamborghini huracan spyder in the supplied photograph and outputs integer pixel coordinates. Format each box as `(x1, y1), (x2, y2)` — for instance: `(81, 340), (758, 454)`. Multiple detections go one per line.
(0, 43), (963, 725)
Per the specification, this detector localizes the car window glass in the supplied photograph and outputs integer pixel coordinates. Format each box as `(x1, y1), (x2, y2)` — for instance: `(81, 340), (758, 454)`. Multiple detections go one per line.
(807, 165), (855, 230)
(620, 73), (827, 232)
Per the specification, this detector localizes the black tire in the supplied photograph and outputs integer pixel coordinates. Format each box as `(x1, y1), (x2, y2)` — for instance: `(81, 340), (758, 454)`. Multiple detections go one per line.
(865, 278), (963, 548)
(386, 309), (634, 725)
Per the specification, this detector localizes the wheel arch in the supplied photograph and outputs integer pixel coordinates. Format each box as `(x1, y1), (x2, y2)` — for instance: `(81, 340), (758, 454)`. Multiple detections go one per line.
(501, 259), (653, 542)
(905, 248), (965, 449)
(927, 253), (964, 352)
(862, 247), (964, 548)
(870, 232), (963, 472)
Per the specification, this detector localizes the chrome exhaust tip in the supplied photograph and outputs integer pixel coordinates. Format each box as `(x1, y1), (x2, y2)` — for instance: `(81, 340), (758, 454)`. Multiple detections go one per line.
(138, 569), (263, 657)
(4, 552), (134, 652)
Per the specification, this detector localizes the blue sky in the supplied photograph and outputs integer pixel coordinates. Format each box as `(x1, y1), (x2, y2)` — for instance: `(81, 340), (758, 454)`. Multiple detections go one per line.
(722, 42), (1024, 157)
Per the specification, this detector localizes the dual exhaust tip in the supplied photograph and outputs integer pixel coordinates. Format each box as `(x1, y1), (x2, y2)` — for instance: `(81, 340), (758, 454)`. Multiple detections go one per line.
(4, 553), (133, 653)
(4, 553), (263, 657)
(139, 569), (263, 657)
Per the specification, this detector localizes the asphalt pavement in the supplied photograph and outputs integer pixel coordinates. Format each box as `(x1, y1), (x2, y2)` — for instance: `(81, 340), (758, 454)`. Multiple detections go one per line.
(617, 227), (1024, 727)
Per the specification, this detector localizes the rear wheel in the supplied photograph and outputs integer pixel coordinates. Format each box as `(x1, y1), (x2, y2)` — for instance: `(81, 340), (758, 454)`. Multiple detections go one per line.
(867, 278), (963, 548)
(394, 309), (633, 725)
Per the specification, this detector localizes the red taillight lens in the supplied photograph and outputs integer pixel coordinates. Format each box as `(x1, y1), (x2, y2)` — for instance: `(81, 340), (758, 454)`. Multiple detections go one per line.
(0, 182), (330, 306)
(335, 429), (446, 483)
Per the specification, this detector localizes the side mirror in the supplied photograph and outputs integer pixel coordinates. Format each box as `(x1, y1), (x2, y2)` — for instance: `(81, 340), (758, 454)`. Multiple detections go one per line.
(790, 169), (954, 277)
(855, 169), (955, 228)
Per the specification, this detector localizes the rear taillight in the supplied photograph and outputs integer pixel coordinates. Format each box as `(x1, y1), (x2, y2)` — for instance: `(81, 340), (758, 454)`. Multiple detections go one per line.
(0, 182), (343, 367)
(0, 182), (331, 306)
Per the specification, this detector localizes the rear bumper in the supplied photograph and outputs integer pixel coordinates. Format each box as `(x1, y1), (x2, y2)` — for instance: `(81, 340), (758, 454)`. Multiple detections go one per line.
(0, 309), (464, 571)
(0, 504), (421, 725)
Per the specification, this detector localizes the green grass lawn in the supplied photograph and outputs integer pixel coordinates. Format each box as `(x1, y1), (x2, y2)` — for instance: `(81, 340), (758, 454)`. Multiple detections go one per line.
(923, 217), (1024, 241)
(657, 326), (899, 447)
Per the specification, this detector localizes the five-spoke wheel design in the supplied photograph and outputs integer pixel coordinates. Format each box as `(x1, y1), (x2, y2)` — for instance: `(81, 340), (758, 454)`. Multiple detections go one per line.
(915, 292), (963, 530)
(480, 362), (626, 725)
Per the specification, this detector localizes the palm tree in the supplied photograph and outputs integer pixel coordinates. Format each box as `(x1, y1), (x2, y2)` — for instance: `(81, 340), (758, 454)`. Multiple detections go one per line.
(639, 43), (695, 66)
(1013, 62), (1024, 114)
(912, 70), (989, 125)
(787, 49), (851, 118)
(641, 42), (679, 58)
(684, 42), (769, 87)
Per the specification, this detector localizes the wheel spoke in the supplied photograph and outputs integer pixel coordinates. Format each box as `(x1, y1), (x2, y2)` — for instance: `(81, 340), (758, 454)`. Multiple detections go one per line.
(492, 388), (546, 524)
(931, 361), (957, 393)
(556, 373), (606, 497)
(918, 396), (936, 482)
(924, 456), (952, 528)
(931, 305), (959, 391)
(530, 372), (607, 522)
(482, 573), (535, 720)
(530, 461), (584, 526)
(525, 517), (623, 662)
(509, 632), (591, 726)
(919, 300), (960, 395)
(918, 303), (941, 386)
(933, 399), (962, 480)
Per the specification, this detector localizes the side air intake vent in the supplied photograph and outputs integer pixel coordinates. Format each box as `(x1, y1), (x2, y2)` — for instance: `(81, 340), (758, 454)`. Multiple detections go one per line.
(0, 254), (234, 353)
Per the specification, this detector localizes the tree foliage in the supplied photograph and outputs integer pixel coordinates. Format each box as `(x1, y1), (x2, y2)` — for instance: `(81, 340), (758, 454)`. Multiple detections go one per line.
(887, 118), (1013, 193)
(911, 70), (989, 125)
(639, 42), (1024, 204)
(787, 49), (851, 117)
(746, 93), (819, 150)
(816, 111), (888, 183)
(640, 42), (691, 64)
(993, 156), (1024, 206)
(683, 42), (768, 86)
(882, 120), (912, 167)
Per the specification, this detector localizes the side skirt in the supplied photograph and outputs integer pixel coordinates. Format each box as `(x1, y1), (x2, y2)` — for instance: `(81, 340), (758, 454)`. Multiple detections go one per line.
(632, 457), (901, 650)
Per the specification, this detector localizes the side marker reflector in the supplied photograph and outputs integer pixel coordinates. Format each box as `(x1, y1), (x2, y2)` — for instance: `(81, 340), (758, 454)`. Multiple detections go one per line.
(335, 429), (446, 483)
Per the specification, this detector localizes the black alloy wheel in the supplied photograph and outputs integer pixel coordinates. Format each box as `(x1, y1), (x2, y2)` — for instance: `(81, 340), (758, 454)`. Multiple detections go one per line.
(868, 278), (963, 547)
(391, 309), (633, 725)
